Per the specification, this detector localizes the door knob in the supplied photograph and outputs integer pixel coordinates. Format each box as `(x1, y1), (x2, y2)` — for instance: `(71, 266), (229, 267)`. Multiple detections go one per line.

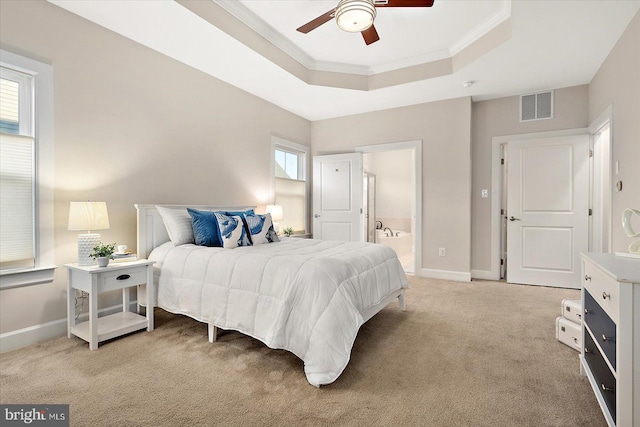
(314, 214), (321, 218)
(509, 216), (521, 221)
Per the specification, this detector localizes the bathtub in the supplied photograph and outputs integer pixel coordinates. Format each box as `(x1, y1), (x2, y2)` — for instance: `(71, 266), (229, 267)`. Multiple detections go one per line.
(376, 230), (412, 257)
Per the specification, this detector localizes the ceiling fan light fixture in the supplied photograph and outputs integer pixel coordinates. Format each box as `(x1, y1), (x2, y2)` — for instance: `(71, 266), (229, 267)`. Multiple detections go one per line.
(335, 0), (377, 33)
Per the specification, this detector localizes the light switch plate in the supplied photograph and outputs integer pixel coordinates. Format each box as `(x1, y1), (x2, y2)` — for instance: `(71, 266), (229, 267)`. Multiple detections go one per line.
(481, 189), (489, 198)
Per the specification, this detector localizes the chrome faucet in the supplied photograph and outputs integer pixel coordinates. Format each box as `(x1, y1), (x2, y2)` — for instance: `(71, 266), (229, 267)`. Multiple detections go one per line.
(383, 227), (393, 237)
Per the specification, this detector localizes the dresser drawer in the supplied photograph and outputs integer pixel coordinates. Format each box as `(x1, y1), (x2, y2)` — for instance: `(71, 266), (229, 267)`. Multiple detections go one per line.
(584, 330), (616, 424)
(584, 289), (617, 371)
(99, 267), (147, 293)
(584, 261), (619, 323)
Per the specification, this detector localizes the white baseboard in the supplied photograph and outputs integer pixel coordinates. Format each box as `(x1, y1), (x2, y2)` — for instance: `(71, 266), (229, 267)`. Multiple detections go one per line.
(0, 300), (139, 353)
(471, 269), (500, 280)
(417, 268), (471, 282)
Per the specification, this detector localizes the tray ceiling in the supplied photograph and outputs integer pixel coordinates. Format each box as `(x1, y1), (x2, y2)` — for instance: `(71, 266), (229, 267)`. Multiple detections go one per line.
(48, 0), (640, 120)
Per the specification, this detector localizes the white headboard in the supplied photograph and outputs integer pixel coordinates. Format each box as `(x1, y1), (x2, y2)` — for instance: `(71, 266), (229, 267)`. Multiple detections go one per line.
(135, 204), (256, 259)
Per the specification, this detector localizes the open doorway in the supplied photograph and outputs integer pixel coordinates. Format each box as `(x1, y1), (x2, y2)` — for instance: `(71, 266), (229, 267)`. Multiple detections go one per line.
(357, 141), (422, 274)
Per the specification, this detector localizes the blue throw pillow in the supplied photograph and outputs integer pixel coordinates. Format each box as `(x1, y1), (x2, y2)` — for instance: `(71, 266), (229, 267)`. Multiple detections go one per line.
(214, 212), (252, 249)
(187, 208), (222, 247)
(244, 212), (280, 245)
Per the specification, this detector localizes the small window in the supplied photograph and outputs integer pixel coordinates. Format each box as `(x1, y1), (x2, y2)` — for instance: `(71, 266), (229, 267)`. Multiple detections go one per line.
(275, 147), (303, 180)
(1, 66), (35, 270)
(272, 138), (309, 234)
(0, 78), (20, 134)
(0, 50), (55, 289)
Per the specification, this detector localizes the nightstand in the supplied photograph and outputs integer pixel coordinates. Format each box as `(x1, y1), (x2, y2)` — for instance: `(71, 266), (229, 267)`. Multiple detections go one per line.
(65, 259), (155, 350)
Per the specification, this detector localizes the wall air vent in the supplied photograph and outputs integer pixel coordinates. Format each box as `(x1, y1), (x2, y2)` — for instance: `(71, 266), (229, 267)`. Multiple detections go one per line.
(520, 90), (554, 121)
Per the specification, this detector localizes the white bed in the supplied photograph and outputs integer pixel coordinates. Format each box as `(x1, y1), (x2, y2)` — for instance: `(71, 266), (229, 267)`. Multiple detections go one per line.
(136, 204), (408, 387)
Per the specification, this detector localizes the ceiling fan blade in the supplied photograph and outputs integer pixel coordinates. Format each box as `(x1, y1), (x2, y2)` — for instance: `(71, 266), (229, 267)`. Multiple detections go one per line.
(362, 25), (380, 45)
(375, 0), (434, 7)
(296, 9), (336, 33)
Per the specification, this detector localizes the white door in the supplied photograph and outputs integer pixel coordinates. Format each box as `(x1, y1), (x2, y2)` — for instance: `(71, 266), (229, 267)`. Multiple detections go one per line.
(312, 153), (363, 241)
(506, 135), (589, 288)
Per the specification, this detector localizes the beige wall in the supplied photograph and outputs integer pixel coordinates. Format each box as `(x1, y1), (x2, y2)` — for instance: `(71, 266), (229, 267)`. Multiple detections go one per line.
(312, 97), (472, 274)
(363, 149), (414, 220)
(470, 85), (589, 273)
(0, 1), (310, 334)
(588, 11), (640, 254)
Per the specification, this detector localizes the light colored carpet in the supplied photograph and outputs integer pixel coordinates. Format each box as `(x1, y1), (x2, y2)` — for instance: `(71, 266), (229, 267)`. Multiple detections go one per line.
(1, 276), (606, 426)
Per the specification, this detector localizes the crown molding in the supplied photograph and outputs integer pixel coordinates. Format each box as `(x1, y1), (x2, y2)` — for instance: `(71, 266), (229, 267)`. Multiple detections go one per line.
(213, 0), (317, 70)
(368, 48), (451, 75)
(449, 0), (511, 56)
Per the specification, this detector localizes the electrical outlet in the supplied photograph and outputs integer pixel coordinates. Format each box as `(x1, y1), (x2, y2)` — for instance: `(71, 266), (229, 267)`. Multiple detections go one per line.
(438, 248), (446, 257)
(481, 189), (489, 198)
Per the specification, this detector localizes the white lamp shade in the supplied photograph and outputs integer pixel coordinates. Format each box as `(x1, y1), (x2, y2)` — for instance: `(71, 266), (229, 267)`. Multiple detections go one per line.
(68, 201), (110, 232)
(266, 204), (284, 221)
(336, 0), (376, 33)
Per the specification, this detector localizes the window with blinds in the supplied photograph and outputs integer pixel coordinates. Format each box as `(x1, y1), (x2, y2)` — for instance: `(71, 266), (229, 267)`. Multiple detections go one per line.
(1, 67), (35, 270)
(274, 177), (306, 232)
(273, 143), (308, 234)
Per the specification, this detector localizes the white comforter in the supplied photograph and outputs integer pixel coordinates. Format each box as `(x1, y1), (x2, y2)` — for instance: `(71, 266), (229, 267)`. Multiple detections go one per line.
(148, 238), (408, 386)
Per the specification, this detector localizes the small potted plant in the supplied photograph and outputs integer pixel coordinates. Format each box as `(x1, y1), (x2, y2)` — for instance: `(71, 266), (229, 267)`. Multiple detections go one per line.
(89, 242), (116, 267)
(283, 227), (294, 237)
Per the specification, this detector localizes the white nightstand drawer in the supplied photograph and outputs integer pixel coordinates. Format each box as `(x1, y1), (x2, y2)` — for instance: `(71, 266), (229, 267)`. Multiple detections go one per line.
(99, 267), (146, 293)
(584, 261), (619, 323)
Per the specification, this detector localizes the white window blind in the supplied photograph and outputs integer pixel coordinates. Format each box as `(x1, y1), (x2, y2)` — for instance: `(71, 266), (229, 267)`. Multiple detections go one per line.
(275, 177), (306, 233)
(1, 67), (35, 270)
(0, 133), (35, 269)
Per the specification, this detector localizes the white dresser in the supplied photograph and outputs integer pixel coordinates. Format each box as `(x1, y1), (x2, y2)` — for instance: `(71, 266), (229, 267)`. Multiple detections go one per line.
(580, 253), (640, 427)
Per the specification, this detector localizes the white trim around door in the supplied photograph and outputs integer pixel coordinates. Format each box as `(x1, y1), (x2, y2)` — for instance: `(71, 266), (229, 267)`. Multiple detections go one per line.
(485, 128), (589, 281)
(588, 105), (613, 254)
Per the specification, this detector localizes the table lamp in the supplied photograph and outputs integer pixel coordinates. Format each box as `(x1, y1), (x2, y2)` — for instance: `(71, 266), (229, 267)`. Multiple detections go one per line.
(266, 204), (283, 234)
(68, 201), (110, 265)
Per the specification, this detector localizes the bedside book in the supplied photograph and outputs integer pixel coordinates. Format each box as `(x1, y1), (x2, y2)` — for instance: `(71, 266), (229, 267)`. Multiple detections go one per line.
(111, 253), (137, 263)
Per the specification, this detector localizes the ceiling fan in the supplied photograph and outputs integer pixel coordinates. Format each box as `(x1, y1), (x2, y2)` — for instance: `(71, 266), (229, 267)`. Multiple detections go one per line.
(296, 0), (435, 45)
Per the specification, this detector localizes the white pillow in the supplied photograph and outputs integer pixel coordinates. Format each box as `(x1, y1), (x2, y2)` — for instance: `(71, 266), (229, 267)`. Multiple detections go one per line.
(214, 212), (251, 249)
(155, 206), (194, 246)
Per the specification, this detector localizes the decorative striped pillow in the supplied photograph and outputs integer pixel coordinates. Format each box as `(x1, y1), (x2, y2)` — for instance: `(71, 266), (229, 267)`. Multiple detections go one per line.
(244, 212), (280, 245)
(214, 212), (251, 249)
